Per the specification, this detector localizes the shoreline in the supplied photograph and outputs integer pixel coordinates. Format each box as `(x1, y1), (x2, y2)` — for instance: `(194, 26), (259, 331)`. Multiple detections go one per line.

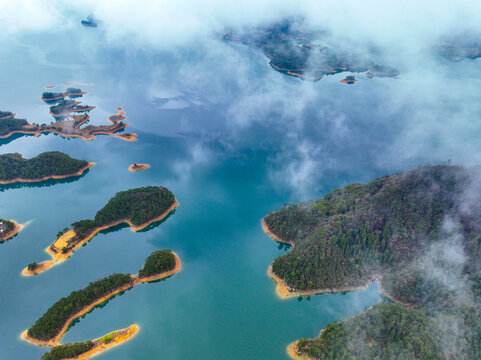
(128, 164), (150, 172)
(65, 324), (138, 360)
(267, 264), (378, 299)
(22, 199), (179, 276)
(261, 218), (295, 247)
(0, 221), (23, 242)
(0, 118), (133, 142)
(262, 218), (385, 299)
(0, 162), (95, 185)
(22, 253), (181, 346)
(287, 341), (314, 360)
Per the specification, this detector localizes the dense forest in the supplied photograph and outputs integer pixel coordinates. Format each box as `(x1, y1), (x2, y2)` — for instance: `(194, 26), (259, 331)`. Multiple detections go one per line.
(138, 249), (176, 277)
(297, 303), (444, 360)
(0, 111), (14, 118)
(265, 165), (481, 359)
(42, 92), (64, 100)
(65, 186), (175, 250)
(41, 341), (93, 360)
(0, 117), (28, 135)
(0, 152), (89, 181)
(27, 273), (132, 341)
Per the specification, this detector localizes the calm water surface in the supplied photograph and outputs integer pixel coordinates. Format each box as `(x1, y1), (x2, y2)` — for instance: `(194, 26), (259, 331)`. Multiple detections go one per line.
(2, 21), (479, 360)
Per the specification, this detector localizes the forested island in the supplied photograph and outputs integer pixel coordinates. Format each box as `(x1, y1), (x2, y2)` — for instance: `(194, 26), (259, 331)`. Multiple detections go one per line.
(0, 111), (136, 142)
(23, 186), (178, 275)
(435, 33), (481, 62)
(224, 19), (399, 81)
(264, 164), (481, 359)
(0, 152), (93, 184)
(41, 325), (138, 360)
(23, 250), (180, 345)
(0, 219), (22, 242)
(0, 111), (16, 120)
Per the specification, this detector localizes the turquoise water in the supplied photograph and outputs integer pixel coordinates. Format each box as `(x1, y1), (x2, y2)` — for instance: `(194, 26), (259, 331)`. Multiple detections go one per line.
(1, 21), (480, 360)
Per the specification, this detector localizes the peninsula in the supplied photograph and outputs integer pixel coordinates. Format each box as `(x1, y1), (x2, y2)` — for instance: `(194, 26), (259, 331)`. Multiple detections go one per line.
(225, 20), (399, 81)
(264, 164), (481, 359)
(23, 250), (180, 346)
(23, 186), (178, 275)
(41, 325), (138, 360)
(0, 112), (136, 142)
(0, 152), (93, 185)
(129, 163), (150, 172)
(0, 219), (22, 242)
(0, 111), (16, 120)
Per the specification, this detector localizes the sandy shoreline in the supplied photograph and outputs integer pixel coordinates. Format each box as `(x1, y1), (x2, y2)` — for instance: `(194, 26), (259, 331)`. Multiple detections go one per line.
(263, 218), (384, 299)
(0, 118), (133, 142)
(22, 200), (179, 276)
(128, 164), (150, 172)
(0, 162), (95, 185)
(267, 264), (378, 299)
(66, 324), (139, 360)
(0, 221), (23, 242)
(22, 253), (180, 346)
(261, 218), (295, 247)
(287, 341), (314, 360)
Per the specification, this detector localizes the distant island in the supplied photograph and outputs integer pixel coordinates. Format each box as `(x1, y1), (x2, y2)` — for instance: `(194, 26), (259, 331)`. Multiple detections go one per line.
(81, 15), (98, 28)
(435, 33), (481, 62)
(224, 19), (399, 81)
(264, 164), (481, 359)
(339, 75), (358, 84)
(366, 64), (400, 78)
(0, 152), (93, 185)
(23, 250), (180, 346)
(129, 163), (150, 172)
(0, 219), (22, 242)
(23, 186), (178, 275)
(0, 112), (136, 142)
(0, 111), (16, 120)
(41, 325), (138, 360)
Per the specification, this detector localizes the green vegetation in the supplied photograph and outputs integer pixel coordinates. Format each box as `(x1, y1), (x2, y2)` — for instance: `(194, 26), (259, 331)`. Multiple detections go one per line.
(0, 152), (89, 181)
(27, 273), (132, 341)
(138, 250), (176, 277)
(297, 303), (444, 360)
(98, 333), (115, 344)
(0, 111), (14, 118)
(265, 165), (481, 359)
(64, 186), (175, 249)
(65, 88), (82, 95)
(0, 219), (14, 234)
(0, 117), (28, 136)
(265, 165), (467, 292)
(41, 341), (93, 360)
(27, 262), (38, 271)
(42, 92), (64, 100)
(50, 100), (78, 115)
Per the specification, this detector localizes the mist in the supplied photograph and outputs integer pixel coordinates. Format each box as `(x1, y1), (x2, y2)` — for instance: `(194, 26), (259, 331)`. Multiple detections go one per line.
(1, 0), (481, 200)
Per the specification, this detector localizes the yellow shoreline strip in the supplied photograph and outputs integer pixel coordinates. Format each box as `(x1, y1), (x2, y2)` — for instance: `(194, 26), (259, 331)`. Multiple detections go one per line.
(22, 200), (178, 276)
(21, 253), (181, 346)
(0, 221), (23, 243)
(0, 162), (95, 185)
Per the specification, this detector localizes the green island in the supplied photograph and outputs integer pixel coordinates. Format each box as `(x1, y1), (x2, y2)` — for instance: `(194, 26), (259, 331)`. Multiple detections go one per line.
(0, 152), (93, 184)
(264, 164), (481, 359)
(23, 186), (178, 275)
(41, 325), (139, 360)
(42, 341), (94, 360)
(23, 250), (180, 345)
(0, 219), (22, 242)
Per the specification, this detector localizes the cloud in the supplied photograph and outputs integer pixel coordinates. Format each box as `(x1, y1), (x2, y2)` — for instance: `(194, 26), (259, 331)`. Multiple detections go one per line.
(3, 0), (481, 197)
